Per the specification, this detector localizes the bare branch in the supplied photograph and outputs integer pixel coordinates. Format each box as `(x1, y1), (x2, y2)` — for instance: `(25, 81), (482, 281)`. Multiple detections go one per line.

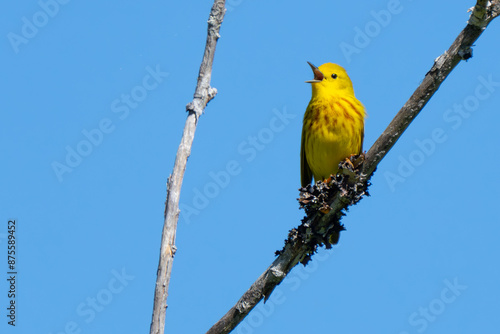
(150, 1), (226, 334)
(205, 1), (499, 333)
(363, 0), (498, 176)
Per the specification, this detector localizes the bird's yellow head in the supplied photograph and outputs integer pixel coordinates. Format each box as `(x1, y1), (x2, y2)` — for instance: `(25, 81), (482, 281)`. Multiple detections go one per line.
(305, 62), (355, 97)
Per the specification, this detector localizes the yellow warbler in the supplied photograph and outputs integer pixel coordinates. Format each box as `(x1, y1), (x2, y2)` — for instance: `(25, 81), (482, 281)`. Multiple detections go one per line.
(301, 62), (365, 187)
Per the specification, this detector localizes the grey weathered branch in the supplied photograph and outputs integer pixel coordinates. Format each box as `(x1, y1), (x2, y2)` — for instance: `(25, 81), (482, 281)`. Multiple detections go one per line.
(150, 1), (226, 334)
(205, 2), (500, 334)
(363, 0), (499, 177)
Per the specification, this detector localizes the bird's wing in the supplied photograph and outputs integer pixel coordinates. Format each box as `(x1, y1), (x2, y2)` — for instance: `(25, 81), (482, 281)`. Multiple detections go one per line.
(300, 128), (313, 187)
(359, 124), (365, 154)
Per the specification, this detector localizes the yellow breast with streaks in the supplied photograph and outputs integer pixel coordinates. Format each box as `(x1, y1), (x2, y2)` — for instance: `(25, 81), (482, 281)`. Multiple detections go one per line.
(303, 95), (365, 181)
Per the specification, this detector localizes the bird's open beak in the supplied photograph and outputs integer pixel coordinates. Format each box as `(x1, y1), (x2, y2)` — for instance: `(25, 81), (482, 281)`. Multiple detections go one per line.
(305, 61), (324, 83)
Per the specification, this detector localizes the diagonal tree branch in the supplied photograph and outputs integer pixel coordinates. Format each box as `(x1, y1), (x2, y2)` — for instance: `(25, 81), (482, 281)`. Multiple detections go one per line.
(205, 1), (500, 334)
(150, 1), (226, 334)
(363, 0), (499, 177)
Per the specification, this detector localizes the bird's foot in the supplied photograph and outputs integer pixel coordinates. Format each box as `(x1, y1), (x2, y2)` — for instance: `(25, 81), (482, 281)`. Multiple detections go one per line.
(337, 153), (365, 180)
(349, 152), (365, 170)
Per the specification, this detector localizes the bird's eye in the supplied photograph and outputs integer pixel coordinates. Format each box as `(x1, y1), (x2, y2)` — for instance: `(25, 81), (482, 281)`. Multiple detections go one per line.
(331, 73), (338, 79)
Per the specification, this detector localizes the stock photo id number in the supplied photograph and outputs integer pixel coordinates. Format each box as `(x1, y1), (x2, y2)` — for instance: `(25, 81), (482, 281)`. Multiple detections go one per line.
(6, 219), (17, 327)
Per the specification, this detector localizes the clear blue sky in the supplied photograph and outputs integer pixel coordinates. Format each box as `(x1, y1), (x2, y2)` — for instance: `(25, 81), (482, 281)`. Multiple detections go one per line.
(2, 1), (500, 333)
